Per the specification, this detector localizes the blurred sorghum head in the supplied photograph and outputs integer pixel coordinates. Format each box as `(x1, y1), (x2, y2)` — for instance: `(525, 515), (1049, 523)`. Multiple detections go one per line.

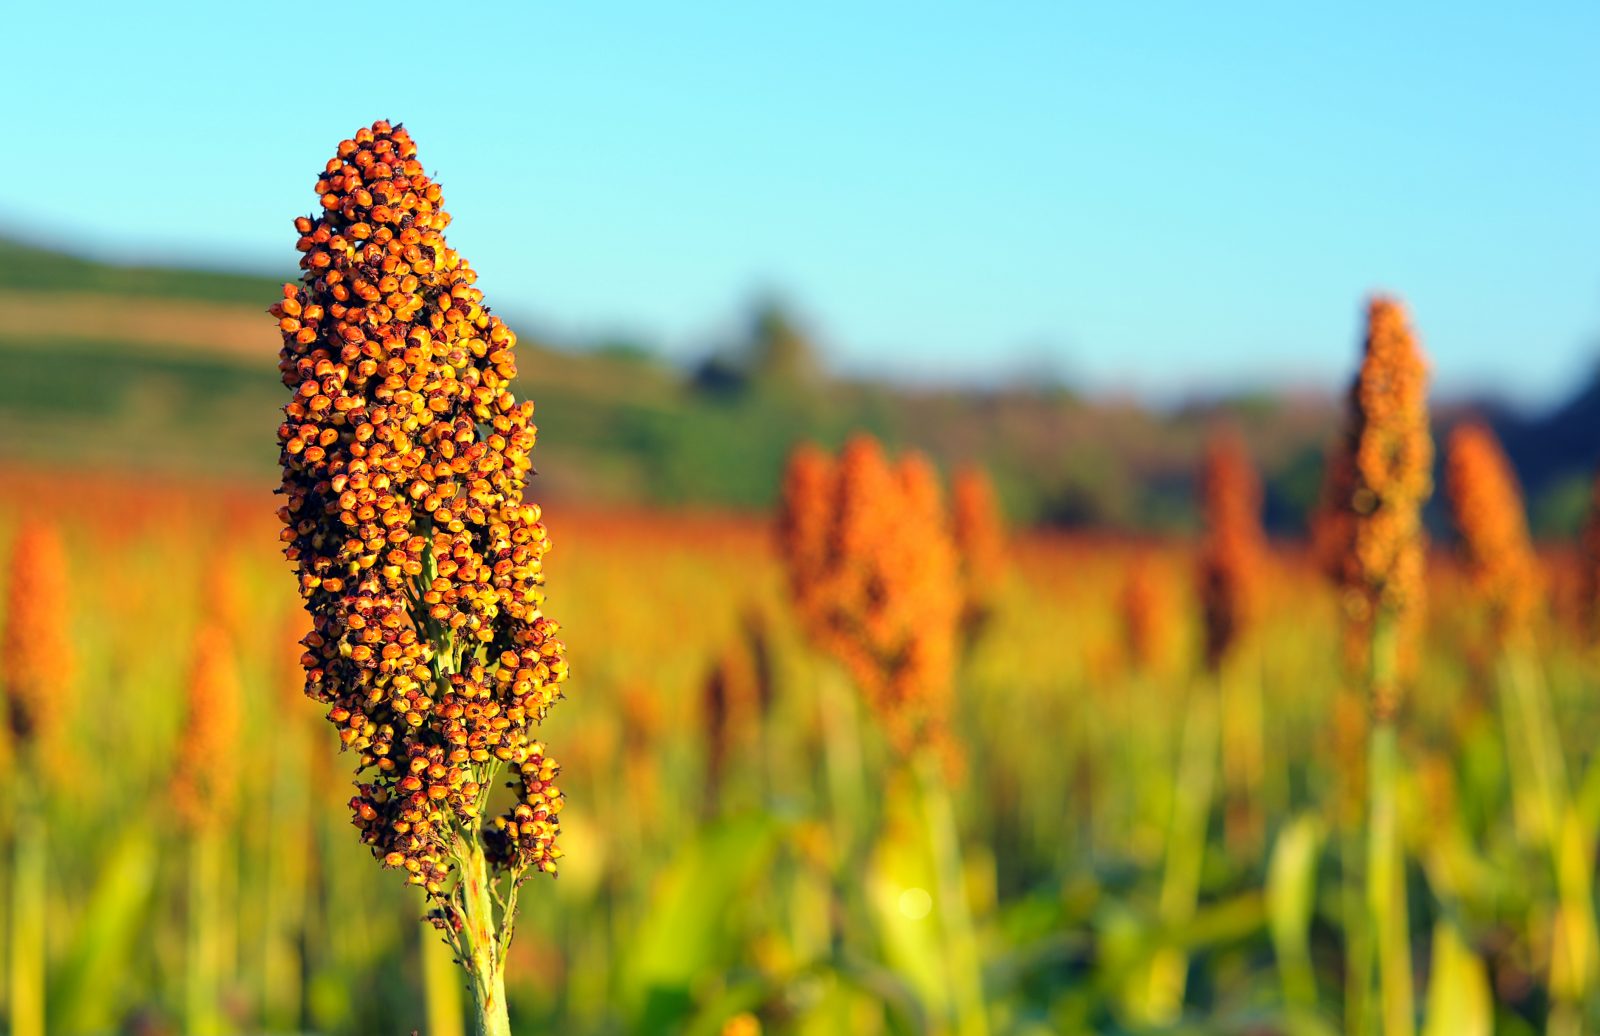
(170, 624), (241, 831)
(1197, 428), (1265, 671)
(1317, 296), (1433, 714)
(775, 436), (960, 755)
(950, 465), (1007, 643)
(2, 520), (73, 751)
(1445, 421), (1540, 642)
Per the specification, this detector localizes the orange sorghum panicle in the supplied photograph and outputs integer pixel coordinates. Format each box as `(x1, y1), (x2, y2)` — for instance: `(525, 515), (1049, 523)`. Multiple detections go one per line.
(1196, 429), (1265, 670)
(1121, 551), (1178, 676)
(775, 437), (960, 755)
(775, 443), (837, 642)
(270, 120), (568, 894)
(1320, 296), (1433, 716)
(1444, 421), (1541, 642)
(2, 520), (73, 749)
(171, 625), (242, 830)
(883, 451), (961, 751)
(701, 628), (765, 812)
(951, 464), (1007, 642)
(1311, 441), (1356, 583)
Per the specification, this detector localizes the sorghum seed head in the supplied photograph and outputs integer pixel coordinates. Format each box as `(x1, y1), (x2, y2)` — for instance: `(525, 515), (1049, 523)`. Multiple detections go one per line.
(171, 624), (242, 831)
(775, 443), (836, 643)
(1121, 551), (1178, 676)
(273, 120), (568, 889)
(700, 623), (765, 813)
(1196, 428), (1265, 670)
(950, 464), (1007, 644)
(775, 436), (960, 755)
(1316, 296), (1433, 716)
(1445, 421), (1540, 642)
(2, 520), (73, 749)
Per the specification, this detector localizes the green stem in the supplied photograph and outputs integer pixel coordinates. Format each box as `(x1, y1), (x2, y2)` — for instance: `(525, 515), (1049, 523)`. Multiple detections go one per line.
(1269, 816), (1321, 1014)
(1145, 679), (1219, 1023)
(263, 729), (310, 1031)
(1360, 610), (1413, 1036)
(9, 775), (45, 1036)
(914, 749), (989, 1036)
(422, 913), (467, 1036)
(1220, 657), (1265, 859)
(1341, 812), (1372, 1036)
(454, 834), (511, 1036)
(187, 828), (223, 1036)
(819, 668), (868, 862)
(1501, 646), (1598, 1012)
(1367, 720), (1412, 1036)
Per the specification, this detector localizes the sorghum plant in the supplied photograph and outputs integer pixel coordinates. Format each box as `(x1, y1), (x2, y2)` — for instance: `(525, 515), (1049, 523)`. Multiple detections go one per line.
(950, 465), (1007, 647)
(1119, 552), (1178, 678)
(1198, 429), (1271, 851)
(776, 437), (986, 1036)
(1446, 420), (1596, 1023)
(1197, 429), (1265, 673)
(3, 521), (72, 752)
(1445, 422), (1540, 643)
(1143, 429), (1269, 1021)
(777, 436), (959, 755)
(700, 620), (769, 817)
(171, 624), (241, 1036)
(271, 119), (569, 1036)
(1321, 296), (1432, 1036)
(2, 520), (72, 1036)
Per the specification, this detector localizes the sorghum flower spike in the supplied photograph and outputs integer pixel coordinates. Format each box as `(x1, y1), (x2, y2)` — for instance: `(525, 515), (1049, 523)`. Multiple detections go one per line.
(1321, 296), (1433, 717)
(270, 120), (569, 906)
(950, 465), (1007, 642)
(170, 625), (242, 831)
(775, 437), (960, 755)
(1121, 552), (1177, 676)
(775, 443), (836, 645)
(1196, 429), (1265, 670)
(2, 521), (72, 749)
(1445, 421), (1540, 643)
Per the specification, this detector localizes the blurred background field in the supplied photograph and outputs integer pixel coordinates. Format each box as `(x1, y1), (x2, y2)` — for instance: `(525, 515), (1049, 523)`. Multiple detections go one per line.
(6, 193), (1600, 1036)
(6, 4), (1600, 1033)
(8, 451), (1600, 1033)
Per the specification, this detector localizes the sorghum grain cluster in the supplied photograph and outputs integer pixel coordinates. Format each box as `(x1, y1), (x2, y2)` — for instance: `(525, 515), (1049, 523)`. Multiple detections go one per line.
(270, 120), (569, 911)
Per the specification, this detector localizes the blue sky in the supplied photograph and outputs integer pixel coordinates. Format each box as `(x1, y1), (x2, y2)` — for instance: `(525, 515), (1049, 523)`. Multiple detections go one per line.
(6, 2), (1599, 405)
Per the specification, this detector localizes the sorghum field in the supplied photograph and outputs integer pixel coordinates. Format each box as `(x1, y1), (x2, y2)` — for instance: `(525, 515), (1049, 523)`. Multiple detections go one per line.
(8, 377), (1600, 1034)
(6, 111), (1600, 1036)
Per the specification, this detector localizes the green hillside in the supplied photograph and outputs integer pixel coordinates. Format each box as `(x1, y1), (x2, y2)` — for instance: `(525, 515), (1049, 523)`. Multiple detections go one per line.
(0, 236), (287, 306)
(0, 236), (1345, 528)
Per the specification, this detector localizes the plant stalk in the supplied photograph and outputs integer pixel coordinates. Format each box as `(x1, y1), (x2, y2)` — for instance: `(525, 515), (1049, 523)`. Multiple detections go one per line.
(914, 749), (989, 1036)
(1500, 645), (1598, 1017)
(1367, 612), (1413, 1036)
(455, 834), (511, 1036)
(9, 774), (45, 1036)
(186, 827), (224, 1036)
(422, 913), (467, 1036)
(1145, 679), (1219, 1023)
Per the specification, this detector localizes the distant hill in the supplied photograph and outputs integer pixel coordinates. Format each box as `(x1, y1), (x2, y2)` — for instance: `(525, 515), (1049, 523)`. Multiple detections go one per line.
(0, 236), (286, 306)
(2, 234), (1593, 535)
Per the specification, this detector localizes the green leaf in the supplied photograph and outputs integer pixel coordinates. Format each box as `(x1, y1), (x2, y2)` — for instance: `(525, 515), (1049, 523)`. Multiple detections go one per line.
(1421, 921), (1490, 1036)
(47, 825), (160, 1032)
(621, 816), (781, 1031)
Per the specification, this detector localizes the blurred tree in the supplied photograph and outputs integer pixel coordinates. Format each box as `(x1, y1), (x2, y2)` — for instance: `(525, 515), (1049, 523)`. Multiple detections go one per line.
(745, 298), (824, 393)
